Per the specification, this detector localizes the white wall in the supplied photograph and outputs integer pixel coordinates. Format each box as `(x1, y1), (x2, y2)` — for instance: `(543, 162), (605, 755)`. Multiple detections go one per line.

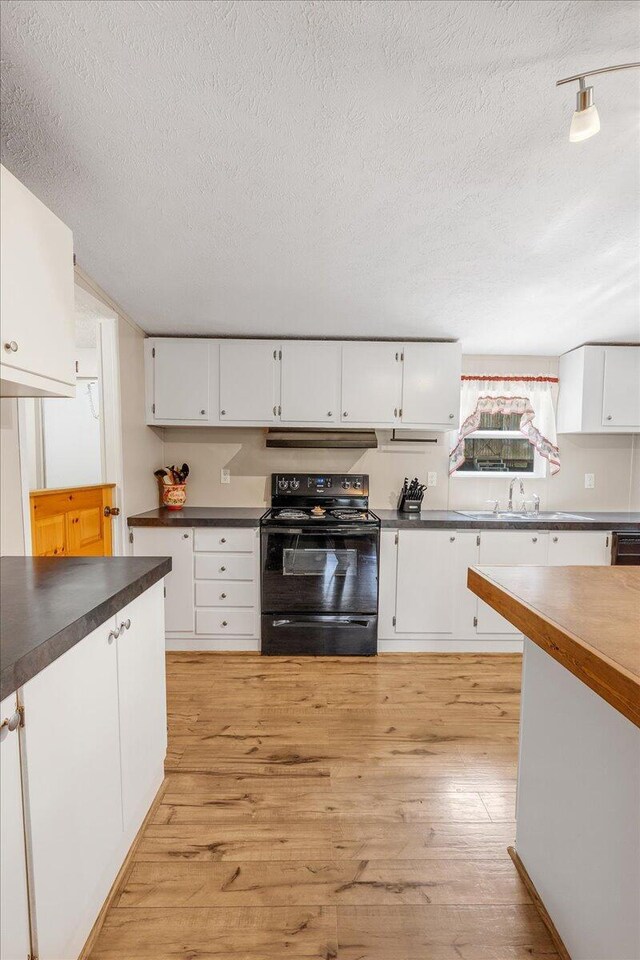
(0, 399), (26, 555)
(42, 380), (102, 488)
(159, 355), (639, 513)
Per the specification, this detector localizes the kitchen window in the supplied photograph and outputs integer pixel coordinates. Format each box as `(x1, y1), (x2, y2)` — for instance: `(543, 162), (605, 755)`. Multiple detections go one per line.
(449, 376), (560, 478)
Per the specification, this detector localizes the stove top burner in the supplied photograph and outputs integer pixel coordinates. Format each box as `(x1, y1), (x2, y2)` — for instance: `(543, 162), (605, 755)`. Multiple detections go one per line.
(331, 509), (368, 521)
(275, 509), (308, 520)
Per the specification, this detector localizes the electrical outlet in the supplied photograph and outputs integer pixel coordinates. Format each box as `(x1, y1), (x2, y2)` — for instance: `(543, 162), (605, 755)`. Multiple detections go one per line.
(427, 472), (437, 487)
(221, 468), (230, 484)
(584, 473), (595, 489)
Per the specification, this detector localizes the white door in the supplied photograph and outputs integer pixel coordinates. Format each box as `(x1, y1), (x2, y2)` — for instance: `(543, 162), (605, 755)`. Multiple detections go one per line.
(153, 339), (210, 421)
(132, 527), (194, 633)
(219, 341), (279, 422)
(116, 582), (167, 844)
(0, 694), (31, 960)
(601, 348), (640, 428)
(0, 165), (75, 389)
(341, 342), (402, 425)
(280, 340), (341, 423)
(395, 530), (455, 633)
(453, 531), (481, 638)
(22, 619), (123, 960)
(476, 531), (548, 634)
(548, 531), (611, 566)
(401, 342), (462, 427)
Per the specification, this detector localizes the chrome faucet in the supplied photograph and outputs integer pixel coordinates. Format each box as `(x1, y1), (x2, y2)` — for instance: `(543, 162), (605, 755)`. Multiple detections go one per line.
(508, 476), (525, 512)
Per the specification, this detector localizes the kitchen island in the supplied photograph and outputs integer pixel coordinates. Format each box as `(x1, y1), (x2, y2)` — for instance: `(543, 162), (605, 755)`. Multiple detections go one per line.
(469, 565), (640, 960)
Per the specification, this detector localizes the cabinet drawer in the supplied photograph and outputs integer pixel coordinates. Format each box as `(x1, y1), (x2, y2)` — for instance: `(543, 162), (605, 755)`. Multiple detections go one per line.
(196, 609), (256, 636)
(195, 553), (255, 581)
(194, 528), (256, 553)
(195, 580), (256, 608)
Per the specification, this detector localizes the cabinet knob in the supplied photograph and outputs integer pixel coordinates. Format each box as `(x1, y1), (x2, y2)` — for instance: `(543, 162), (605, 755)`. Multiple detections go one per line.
(183, 533), (189, 539)
(532, 537), (538, 542)
(327, 411), (332, 417)
(200, 409), (206, 415)
(221, 593), (227, 599)
(221, 410), (226, 416)
(221, 537), (226, 543)
(108, 627), (120, 642)
(222, 620), (228, 627)
(0, 709), (22, 732)
(449, 413), (455, 419)
(553, 536), (558, 543)
(220, 565), (226, 572)
(3, 340), (18, 353)
(606, 415), (612, 421)
(343, 411), (348, 418)
(121, 618), (131, 631)
(394, 408), (398, 417)
(450, 536), (456, 542)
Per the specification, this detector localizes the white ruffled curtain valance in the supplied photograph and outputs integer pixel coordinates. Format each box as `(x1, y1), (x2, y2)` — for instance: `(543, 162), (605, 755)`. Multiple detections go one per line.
(449, 376), (560, 476)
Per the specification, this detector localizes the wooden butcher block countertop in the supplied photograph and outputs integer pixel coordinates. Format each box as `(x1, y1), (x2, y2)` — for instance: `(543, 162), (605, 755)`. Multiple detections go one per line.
(468, 566), (640, 728)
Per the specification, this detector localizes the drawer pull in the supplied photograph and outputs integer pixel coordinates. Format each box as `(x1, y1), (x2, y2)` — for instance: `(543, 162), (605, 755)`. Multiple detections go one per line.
(553, 536), (558, 543)
(222, 620), (228, 627)
(220, 566), (226, 572)
(532, 537), (538, 542)
(3, 340), (18, 353)
(450, 536), (455, 542)
(221, 537), (227, 543)
(221, 593), (227, 599)
(183, 533), (189, 539)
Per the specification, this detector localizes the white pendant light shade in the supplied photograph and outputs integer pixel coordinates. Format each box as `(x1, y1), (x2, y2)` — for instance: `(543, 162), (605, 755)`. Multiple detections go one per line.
(569, 103), (601, 142)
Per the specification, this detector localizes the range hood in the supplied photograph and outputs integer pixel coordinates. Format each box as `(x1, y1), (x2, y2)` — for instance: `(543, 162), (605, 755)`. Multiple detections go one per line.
(265, 428), (378, 449)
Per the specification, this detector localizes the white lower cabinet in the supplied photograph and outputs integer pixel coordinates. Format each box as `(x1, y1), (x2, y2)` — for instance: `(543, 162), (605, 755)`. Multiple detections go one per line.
(22, 617), (124, 960)
(116, 582), (167, 845)
(132, 527), (195, 633)
(381, 528), (613, 649)
(0, 695), (31, 960)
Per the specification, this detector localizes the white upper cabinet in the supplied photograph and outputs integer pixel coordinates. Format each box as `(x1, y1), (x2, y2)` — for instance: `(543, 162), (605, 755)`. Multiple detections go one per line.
(341, 341), (402, 424)
(220, 340), (280, 422)
(1, 165), (75, 397)
(280, 340), (341, 423)
(601, 347), (640, 428)
(400, 342), (462, 428)
(557, 345), (640, 434)
(148, 338), (212, 422)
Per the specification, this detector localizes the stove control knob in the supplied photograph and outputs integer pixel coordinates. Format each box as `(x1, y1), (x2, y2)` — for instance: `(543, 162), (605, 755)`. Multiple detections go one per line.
(278, 478), (289, 490)
(342, 479), (350, 489)
(353, 478), (362, 489)
(290, 478), (300, 490)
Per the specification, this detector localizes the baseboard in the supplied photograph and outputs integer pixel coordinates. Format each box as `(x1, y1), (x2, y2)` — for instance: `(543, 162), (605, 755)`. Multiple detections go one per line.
(377, 638), (524, 653)
(165, 635), (261, 651)
(78, 778), (168, 960)
(508, 846), (571, 960)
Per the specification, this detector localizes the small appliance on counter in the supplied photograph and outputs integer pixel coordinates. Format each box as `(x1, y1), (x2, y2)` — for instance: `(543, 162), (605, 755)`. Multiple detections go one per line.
(260, 473), (380, 656)
(154, 463), (189, 510)
(397, 476), (427, 513)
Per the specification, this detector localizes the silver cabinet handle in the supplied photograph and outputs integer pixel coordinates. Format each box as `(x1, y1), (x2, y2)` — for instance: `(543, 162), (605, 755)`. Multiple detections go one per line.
(273, 405), (277, 416)
(0, 709), (22, 732)
(221, 592), (227, 599)
(200, 409), (206, 415)
(532, 537), (538, 542)
(3, 341), (18, 353)
(450, 536), (456, 542)
(606, 415), (612, 421)
(183, 533), (189, 539)
(278, 405), (281, 416)
(343, 411), (348, 417)
(394, 408), (398, 417)
(120, 618), (131, 631)
(449, 413), (455, 419)
(327, 411), (332, 417)
(108, 627), (120, 642)
(221, 410), (226, 415)
(221, 620), (228, 627)
(273, 349), (277, 360)
(220, 537), (227, 543)
(553, 536), (558, 543)
(220, 565), (226, 572)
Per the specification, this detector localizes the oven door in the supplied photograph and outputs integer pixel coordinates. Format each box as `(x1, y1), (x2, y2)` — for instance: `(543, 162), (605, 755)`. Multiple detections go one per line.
(261, 525), (379, 614)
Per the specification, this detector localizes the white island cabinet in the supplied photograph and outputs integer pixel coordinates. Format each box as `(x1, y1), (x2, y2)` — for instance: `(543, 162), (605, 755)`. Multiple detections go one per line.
(0, 695), (31, 960)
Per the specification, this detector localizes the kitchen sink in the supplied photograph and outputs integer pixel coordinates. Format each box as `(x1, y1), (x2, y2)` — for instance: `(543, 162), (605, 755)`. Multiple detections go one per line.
(456, 511), (593, 521)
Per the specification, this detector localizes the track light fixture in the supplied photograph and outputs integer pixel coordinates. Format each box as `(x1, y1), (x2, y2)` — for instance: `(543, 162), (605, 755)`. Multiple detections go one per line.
(556, 62), (640, 142)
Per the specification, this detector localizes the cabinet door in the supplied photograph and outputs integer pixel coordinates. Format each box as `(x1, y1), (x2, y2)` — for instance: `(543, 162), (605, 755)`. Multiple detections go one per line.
(601, 348), (640, 428)
(0, 165), (75, 391)
(0, 695), (31, 960)
(153, 339), (210, 421)
(548, 531), (610, 566)
(401, 342), (462, 427)
(280, 340), (341, 423)
(341, 342), (402, 425)
(476, 531), (548, 634)
(22, 619), (123, 960)
(452, 531), (481, 638)
(219, 341), (279, 422)
(132, 527), (194, 633)
(395, 530), (455, 633)
(116, 582), (167, 843)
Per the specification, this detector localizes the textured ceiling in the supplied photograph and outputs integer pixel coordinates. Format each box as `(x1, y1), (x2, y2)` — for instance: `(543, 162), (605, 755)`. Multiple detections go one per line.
(1, 0), (639, 354)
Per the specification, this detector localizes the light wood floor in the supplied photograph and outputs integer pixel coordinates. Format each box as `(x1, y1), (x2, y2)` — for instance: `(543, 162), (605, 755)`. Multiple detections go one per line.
(89, 652), (560, 959)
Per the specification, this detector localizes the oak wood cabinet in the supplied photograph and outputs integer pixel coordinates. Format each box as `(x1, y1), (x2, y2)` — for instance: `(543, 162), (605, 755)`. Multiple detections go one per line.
(0, 164), (76, 398)
(30, 484), (116, 557)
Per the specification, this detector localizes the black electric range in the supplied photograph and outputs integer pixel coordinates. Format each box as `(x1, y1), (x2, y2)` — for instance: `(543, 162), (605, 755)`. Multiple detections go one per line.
(260, 474), (380, 656)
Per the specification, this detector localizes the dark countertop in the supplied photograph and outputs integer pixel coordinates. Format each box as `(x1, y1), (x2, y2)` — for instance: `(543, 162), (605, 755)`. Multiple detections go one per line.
(0, 556), (171, 701)
(128, 507), (267, 527)
(375, 509), (640, 531)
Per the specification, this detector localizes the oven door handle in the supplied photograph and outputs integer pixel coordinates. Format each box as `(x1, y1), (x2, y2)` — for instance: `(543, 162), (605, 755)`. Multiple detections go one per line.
(263, 526), (378, 536)
(272, 618), (372, 627)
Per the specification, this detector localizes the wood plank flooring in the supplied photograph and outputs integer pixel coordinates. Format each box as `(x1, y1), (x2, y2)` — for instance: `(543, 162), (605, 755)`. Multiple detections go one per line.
(88, 653), (560, 959)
